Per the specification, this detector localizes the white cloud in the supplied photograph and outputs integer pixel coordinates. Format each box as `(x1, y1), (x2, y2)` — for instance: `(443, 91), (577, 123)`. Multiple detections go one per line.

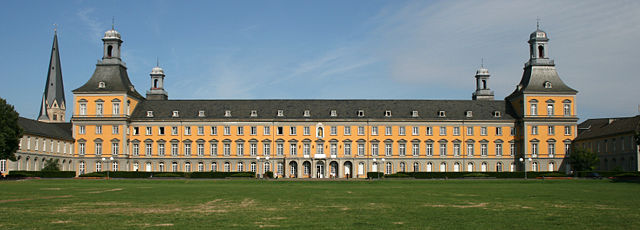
(76, 8), (104, 44)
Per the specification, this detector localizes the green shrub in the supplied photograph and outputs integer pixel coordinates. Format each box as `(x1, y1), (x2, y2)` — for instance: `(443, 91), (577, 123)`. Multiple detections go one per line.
(463, 173), (489, 177)
(613, 172), (640, 177)
(230, 172), (255, 178)
(263, 171), (273, 179)
(153, 173), (184, 178)
(385, 173), (411, 178)
(367, 172), (384, 179)
(78, 172), (106, 177)
(540, 172), (568, 177)
(7, 171), (75, 178)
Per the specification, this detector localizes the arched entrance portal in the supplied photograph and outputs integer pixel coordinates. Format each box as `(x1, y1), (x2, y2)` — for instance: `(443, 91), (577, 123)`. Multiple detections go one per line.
(344, 161), (353, 178)
(329, 161), (339, 178)
(289, 161), (298, 178)
(316, 161), (325, 178)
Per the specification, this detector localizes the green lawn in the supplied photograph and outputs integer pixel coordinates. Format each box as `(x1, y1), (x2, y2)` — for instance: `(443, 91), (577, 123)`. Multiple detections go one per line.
(0, 179), (638, 229)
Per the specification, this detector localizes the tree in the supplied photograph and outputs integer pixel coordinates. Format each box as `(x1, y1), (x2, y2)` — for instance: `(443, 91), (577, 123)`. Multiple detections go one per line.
(0, 97), (23, 161)
(42, 159), (61, 171)
(569, 147), (599, 171)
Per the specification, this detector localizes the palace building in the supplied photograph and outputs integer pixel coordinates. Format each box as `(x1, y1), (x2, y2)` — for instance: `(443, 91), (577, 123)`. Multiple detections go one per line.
(3, 25), (579, 178)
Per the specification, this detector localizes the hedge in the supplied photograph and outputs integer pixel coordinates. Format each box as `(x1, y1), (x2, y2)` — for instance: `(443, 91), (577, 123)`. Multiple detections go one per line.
(398, 171), (568, 179)
(574, 171), (640, 177)
(367, 172), (384, 179)
(7, 171), (76, 178)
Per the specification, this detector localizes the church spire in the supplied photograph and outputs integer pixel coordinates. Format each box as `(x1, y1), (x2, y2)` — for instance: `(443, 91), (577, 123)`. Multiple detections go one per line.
(38, 30), (66, 122)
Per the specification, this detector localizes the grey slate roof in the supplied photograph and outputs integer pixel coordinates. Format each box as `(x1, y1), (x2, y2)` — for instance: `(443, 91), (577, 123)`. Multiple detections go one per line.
(72, 63), (144, 100)
(18, 117), (73, 141)
(131, 99), (516, 121)
(575, 115), (640, 141)
(507, 65), (577, 98)
(38, 32), (65, 120)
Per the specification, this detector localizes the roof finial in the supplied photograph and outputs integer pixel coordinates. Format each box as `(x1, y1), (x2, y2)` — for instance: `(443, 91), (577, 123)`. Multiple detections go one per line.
(156, 57), (159, 67)
(53, 23), (58, 33)
(536, 17), (540, 30)
(481, 58), (484, 68)
(112, 16), (115, 30)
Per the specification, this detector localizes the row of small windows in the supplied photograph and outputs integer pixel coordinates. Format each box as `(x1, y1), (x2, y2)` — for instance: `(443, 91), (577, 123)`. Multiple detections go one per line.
(148, 109), (503, 118)
(19, 136), (73, 155)
(78, 139), (519, 158)
(77, 99), (130, 116)
(110, 125), (516, 137)
(529, 125), (573, 136)
(528, 99), (572, 116)
(579, 135), (636, 154)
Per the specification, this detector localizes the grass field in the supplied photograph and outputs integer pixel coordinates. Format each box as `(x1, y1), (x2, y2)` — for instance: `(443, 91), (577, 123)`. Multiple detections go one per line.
(0, 179), (639, 229)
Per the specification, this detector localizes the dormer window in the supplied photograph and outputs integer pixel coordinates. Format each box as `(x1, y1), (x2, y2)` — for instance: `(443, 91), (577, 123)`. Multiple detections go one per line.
(146, 111), (154, 117)
(277, 110), (284, 117)
(465, 111), (473, 118)
(384, 110), (392, 117)
(303, 110), (310, 117)
(224, 110), (231, 117)
(198, 110), (205, 117)
(98, 81), (106, 88)
(357, 110), (365, 117)
(494, 111), (502, 118)
(330, 110), (337, 117)
(172, 111), (179, 117)
(438, 111), (446, 117)
(544, 81), (552, 88)
(411, 111), (419, 117)
(250, 110), (258, 117)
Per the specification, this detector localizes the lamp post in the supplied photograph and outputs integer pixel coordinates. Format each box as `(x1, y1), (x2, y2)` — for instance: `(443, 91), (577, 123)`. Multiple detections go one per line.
(266, 156), (270, 179)
(519, 157), (532, 179)
(101, 157), (114, 179)
(256, 156), (261, 179)
(381, 158), (386, 179)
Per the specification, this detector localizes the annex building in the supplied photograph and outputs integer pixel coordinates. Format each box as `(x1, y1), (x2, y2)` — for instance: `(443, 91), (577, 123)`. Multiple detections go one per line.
(4, 25), (579, 178)
(574, 116), (640, 171)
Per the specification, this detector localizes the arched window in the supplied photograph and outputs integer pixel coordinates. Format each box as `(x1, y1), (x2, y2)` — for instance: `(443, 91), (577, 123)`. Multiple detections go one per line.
(532, 162), (539, 172)
(224, 162), (230, 172)
(481, 162), (487, 172)
(440, 162), (446, 172)
(453, 162), (460, 172)
(400, 162), (406, 172)
(548, 162), (555, 172)
(185, 162), (191, 172)
(538, 45), (544, 58)
(467, 162), (473, 172)
(496, 162), (503, 172)
(426, 162), (433, 172)
(386, 162), (392, 174)
(413, 162), (419, 172)
(154, 79), (158, 88)
(172, 162), (178, 172)
(211, 162), (217, 172)
(482, 80), (487, 89)
(107, 45), (113, 57)
(238, 162), (244, 172)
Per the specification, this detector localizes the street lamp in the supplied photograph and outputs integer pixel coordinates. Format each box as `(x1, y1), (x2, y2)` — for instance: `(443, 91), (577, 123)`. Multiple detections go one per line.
(101, 157), (114, 179)
(373, 158), (378, 179)
(381, 158), (386, 179)
(265, 156), (270, 178)
(256, 156), (261, 179)
(519, 157), (532, 179)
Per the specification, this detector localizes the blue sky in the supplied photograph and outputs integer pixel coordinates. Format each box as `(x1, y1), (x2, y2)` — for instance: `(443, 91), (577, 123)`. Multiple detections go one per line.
(1, 0), (639, 121)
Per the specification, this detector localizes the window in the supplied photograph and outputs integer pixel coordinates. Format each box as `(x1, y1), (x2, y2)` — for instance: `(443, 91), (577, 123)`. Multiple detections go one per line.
(316, 143), (324, 154)
(198, 110), (205, 117)
(453, 127), (460, 136)
(211, 126), (218, 135)
(344, 126), (351, 135)
(224, 126), (230, 135)
(344, 143), (351, 156)
(439, 143), (447, 156)
(564, 126), (572, 135)
(385, 143), (392, 156)
(371, 126), (378, 135)
(548, 126), (555, 135)
(79, 143), (85, 155)
(276, 143), (283, 156)
(277, 110), (284, 117)
(426, 143), (433, 156)
(184, 143), (191, 156)
(496, 143), (503, 156)
(113, 102), (120, 115)
(79, 126), (86, 134)
(481, 144), (487, 157)
(357, 143), (365, 156)
(530, 103), (537, 116)
(277, 126), (284, 135)
(385, 110), (392, 117)
(547, 104), (554, 116)
(412, 111), (419, 117)
(172, 162), (178, 172)
(172, 127), (178, 135)
(263, 143), (271, 156)
(304, 127), (310, 135)
(532, 162), (539, 172)
(211, 143), (218, 156)
(303, 143), (310, 156)
(290, 127), (297, 135)
(133, 127), (140, 135)
(466, 111), (473, 118)
(96, 103), (103, 116)
(481, 127), (487, 136)
(96, 125), (102, 134)
(237, 126), (244, 135)
(112, 143), (119, 155)
(145, 143), (153, 156)
(438, 111), (446, 117)
(399, 127), (406, 136)
(531, 126), (538, 135)
(412, 143), (419, 156)
(510, 143), (515, 156)
(399, 143), (406, 156)
(251, 162), (256, 172)
(197, 143), (205, 156)
(237, 162), (244, 172)
(563, 103), (571, 116)
(251, 110), (257, 117)
(426, 127), (433, 136)
(358, 126), (365, 136)
(132, 143), (140, 156)
(146, 111), (154, 117)
(330, 110), (337, 117)
(496, 127), (502, 136)
(237, 143), (244, 156)
(303, 110), (310, 117)
(290, 143), (297, 156)
(466, 127), (473, 136)
(454, 144), (462, 156)
(385, 126), (392, 135)
(548, 143), (555, 157)
(386, 162), (392, 174)
(172, 111), (179, 117)
(95, 143), (102, 156)
(330, 126), (337, 135)
(79, 103), (87, 115)
(494, 111), (501, 118)
(439, 127), (446, 136)
(224, 110), (231, 117)
(412, 126), (419, 136)
(145, 127), (152, 135)
(185, 162), (192, 172)
(198, 126), (204, 135)
(158, 143), (165, 156)
(357, 110), (365, 117)
(184, 126), (191, 135)
(219, 143), (229, 156)
(96, 162), (102, 172)
(565, 143), (571, 154)
(330, 143), (337, 157)
(531, 143), (538, 156)
(510, 127), (515, 136)
(465, 144), (472, 156)
(264, 126), (270, 135)
(371, 143), (379, 156)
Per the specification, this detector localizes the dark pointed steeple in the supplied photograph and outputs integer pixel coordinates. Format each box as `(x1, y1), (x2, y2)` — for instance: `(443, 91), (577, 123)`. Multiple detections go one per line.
(38, 30), (66, 122)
